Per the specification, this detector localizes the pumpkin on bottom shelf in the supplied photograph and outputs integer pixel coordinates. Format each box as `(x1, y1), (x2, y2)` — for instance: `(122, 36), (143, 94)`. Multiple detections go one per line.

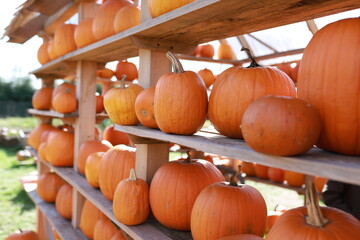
(79, 200), (106, 239)
(93, 218), (118, 240)
(284, 170), (305, 187)
(37, 172), (65, 203)
(55, 183), (73, 220)
(5, 229), (39, 240)
(218, 234), (263, 240)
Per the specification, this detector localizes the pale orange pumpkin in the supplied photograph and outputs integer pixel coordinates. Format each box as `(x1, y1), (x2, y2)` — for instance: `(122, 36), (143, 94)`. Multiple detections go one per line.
(93, 218), (118, 240)
(74, 18), (96, 48)
(85, 152), (105, 188)
(148, 0), (195, 18)
(53, 24), (77, 57)
(47, 39), (59, 60)
(55, 183), (73, 220)
(79, 200), (107, 239)
(197, 68), (216, 88)
(37, 172), (65, 203)
(218, 42), (236, 60)
(114, 5), (140, 33)
(37, 41), (51, 64)
(134, 86), (158, 129)
(32, 86), (53, 110)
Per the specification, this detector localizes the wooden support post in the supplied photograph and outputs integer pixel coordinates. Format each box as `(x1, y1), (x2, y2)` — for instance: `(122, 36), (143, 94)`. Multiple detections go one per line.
(72, 190), (86, 229)
(37, 209), (55, 240)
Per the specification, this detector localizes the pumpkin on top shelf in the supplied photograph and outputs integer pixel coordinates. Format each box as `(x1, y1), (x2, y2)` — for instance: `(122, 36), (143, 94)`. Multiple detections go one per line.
(32, 86), (53, 110)
(74, 18), (96, 48)
(134, 86), (158, 129)
(114, 4), (140, 33)
(148, 0), (195, 18)
(114, 60), (138, 81)
(197, 68), (216, 88)
(53, 24), (77, 57)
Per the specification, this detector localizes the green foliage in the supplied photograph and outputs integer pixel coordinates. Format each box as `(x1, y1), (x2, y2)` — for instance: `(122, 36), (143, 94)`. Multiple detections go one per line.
(0, 117), (38, 130)
(0, 77), (35, 102)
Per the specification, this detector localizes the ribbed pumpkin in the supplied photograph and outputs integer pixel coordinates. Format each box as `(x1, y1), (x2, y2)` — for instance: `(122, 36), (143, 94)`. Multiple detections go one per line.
(218, 42), (236, 60)
(208, 48), (296, 139)
(28, 123), (56, 150)
(93, 0), (132, 40)
(37, 172), (65, 203)
(114, 60), (138, 81)
(79, 200), (106, 239)
(52, 88), (77, 113)
(267, 167), (284, 183)
(37, 41), (51, 64)
(38, 142), (48, 161)
(154, 52), (208, 135)
(265, 211), (283, 234)
(103, 125), (130, 146)
(254, 163), (269, 179)
(150, 157), (224, 230)
(266, 178), (360, 240)
(96, 94), (104, 113)
(32, 86), (53, 110)
(191, 171), (267, 240)
(98, 145), (136, 201)
(85, 152), (105, 188)
(241, 161), (256, 176)
(5, 230), (39, 240)
(93, 218), (118, 240)
(134, 86), (158, 129)
(110, 231), (127, 240)
(53, 24), (77, 57)
(46, 128), (74, 167)
(97, 68), (114, 79)
(104, 76), (143, 125)
(74, 18), (96, 48)
(148, 0), (195, 18)
(197, 68), (216, 88)
(297, 18), (360, 155)
(53, 82), (76, 98)
(195, 44), (214, 58)
(241, 96), (322, 156)
(113, 169), (150, 225)
(218, 234), (264, 240)
(47, 39), (59, 60)
(78, 139), (112, 175)
(284, 170), (304, 187)
(55, 183), (73, 220)
(114, 5), (140, 33)
(276, 63), (293, 78)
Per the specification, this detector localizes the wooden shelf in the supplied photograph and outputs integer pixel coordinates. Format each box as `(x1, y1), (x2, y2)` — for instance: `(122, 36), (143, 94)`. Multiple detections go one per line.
(115, 125), (360, 186)
(28, 109), (108, 123)
(244, 176), (305, 194)
(37, 158), (192, 240)
(24, 185), (88, 240)
(31, 0), (360, 78)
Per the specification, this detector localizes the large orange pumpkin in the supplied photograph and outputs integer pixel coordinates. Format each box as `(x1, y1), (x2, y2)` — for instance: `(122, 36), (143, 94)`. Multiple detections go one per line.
(114, 60), (138, 81)
(52, 88), (77, 113)
(28, 123), (56, 150)
(53, 82), (76, 98)
(78, 139), (112, 175)
(134, 86), (158, 129)
(93, 0), (132, 40)
(218, 234), (264, 240)
(284, 170), (304, 187)
(32, 86), (53, 110)
(191, 173), (267, 239)
(148, 0), (195, 18)
(46, 128), (74, 167)
(37, 41), (51, 64)
(55, 183), (73, 220)
(53, 24), (77, 57)
(208, 48), (296, 139)
(85, 152), (105, 188)
(149, 157), (224, 230)
(197, 68), (216, 88)
(79, 200), (106, 239)
(114, 5), (140, 33)
(103, 125), (130, 146)
(74, 18), (96, 48)
(154, 52), (208, 135)
(5, 230), (39, 240)
(110, 231), (127, 240)
(37, 172), (65, 203)
(218, 42), (236, 60)
(297, 18), (360, 155)
(93, 218), (118, 240)
(241, 96), (322, 156)
(98, 145), (136, 201)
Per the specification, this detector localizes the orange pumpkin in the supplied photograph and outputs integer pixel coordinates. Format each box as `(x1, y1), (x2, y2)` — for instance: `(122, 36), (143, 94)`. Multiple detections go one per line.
(46, 128), (74, 167)
(32, 86), (53, 110)
(150, 157), (224, 230)
(93, 0), (132, 40)
(314, 176), (327, 193)
(37, 172), (65, 203)
(38, 142), (48, 161)
(103, 125), (130, 146)
(195, 44), (214, 58)
(28, 123), (56, 150)
(47, 39), (59, 60)
(53, 82), (76, 98)
(79, 200), (106, 239)
(291, 62), (300, 82)
(5, 229), (39, 240)
(134, 86), (158, 129)
(96, 94), (104, 113)
(297, 18), (360, 155)
(276, 63), (293, 78)
(114, 5), (140, 33)
(218, 234), (264, 240)
(267, 167), (284, 183)
(218, 42), (236, 60)
(154, 52), (208, 135)
(254, 163), (269, 179)
(93, 218), (118, 240)
(241, 161), (256, 176)
(52, 88), (77, 113)
(74, 18), (96, 48)
(148, 0), (195, 18)
(197, 68), (216, 88)
(110, 231), (127, 240)
(265, 211), (283, 234)
(99, 145), (136, 201)
(97, 68), (114, 79)
(113, 169), (150, 225)
(284, 170), (304, 187)
(55, 183), (73, 220)
(114, 60), (138, 81)
(85, 152), (105, 188)
(53, 24), (77, 57)
(208, 48), (296, 139)
(37, 41), (51, 64)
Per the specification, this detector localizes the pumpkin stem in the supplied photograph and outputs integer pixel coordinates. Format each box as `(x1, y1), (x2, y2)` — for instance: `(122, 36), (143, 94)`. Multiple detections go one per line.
(305, 176), (330, 227)
(241, 47), (261, 68)
(120, 75), (127, 89)
(19, 228), (23, 233)
(129, 168), (137, 181)
(229, 165), (242, 187)
(184, 151), (191, 163)
(166, 51), (184, 74)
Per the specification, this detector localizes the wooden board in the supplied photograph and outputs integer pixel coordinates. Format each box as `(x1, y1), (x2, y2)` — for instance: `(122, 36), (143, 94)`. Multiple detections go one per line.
(114, 125), (360, 186)
(28, 108), (107, 122)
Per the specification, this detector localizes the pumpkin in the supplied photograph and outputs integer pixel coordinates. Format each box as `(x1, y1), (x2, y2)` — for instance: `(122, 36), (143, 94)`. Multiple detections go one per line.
(55, 183), (73, 220)
(52, 88), (77, 113)
(37, 172), (65, 203)
(74, 18), (96, 48)
(197, 68), (216, 88)
(291, 62), (300, 82)
(104, 76), (143, 125)
(241, 96), (321, 156)
(28, 123), (56, 150)
(52, 228), (61, 240)
(32, 86), (53, 110)
(267, 167), (284, 183)
(148, 0), (195, 18)
(266, 177), (360, 240)
(218, 42), (236, 60)
(85, 152), (105, 188)
(37, 41), (51, 64)
(46, 128), (74, 167)
(241, 161), (256, 176)
(96, 94), (104, 113)
(218, 234), (264, 240)
(195, 44), (214, 58)
(276, 63), (293, 78)
(5, 229), (39, 240)
(114, 5), (140, 33)
(297, 18), (360, 155)
(208, 48), (296, 139)
(93, 0), (132, 40)
(99, 145), (136, 201)
(149, 156), (224, 230)
(113, 169), (150, 225)
(191, 169), (267, 240)
(93, 218), (118, 240)
(265, 211), (283, 234)
(78, 139), (112, 175)
(53, 24), (77, 57)
(47, 39), (59, 60)
(314, 176), (327, 193)
(154, 52), (208, 135)
(254, 163), (269, 179)
(103, 125), (130, 146)
(97, 68), (114, 79)
(134, 86), (158, 129)
(284, 170), (304, 187)
(114, 60), (138, 81)
(53, 82), (76, 98)
(79, 200), (106, 239)
(110, 231), (127, 240)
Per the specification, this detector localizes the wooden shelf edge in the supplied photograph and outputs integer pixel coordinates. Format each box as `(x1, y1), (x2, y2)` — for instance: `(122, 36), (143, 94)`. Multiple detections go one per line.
(114, 125), (360, 186)
(28, 109), (79, 118)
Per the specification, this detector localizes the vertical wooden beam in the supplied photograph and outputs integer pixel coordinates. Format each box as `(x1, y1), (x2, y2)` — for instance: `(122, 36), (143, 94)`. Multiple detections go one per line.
(36, 209), (55, 240)
(71, 190), (86, 229)
(306, 20), (318, 35)
(140, 0), (152, 22)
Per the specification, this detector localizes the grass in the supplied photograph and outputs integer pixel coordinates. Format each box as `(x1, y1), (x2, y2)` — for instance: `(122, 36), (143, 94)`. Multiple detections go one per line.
(0, 117), (38, 131)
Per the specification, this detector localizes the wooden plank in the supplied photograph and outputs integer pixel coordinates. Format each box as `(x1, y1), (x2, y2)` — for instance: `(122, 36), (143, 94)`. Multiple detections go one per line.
(26, 0), (72, 16)
(44, 1), (79, 34)
(114, 125), (360, 186)
(28, 109), (79, 118)
(306, 19), (319, 34)
(72, 189), (86, 229)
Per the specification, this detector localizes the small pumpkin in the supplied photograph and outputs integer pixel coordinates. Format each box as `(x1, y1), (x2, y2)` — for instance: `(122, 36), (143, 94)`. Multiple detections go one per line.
(218, 42), (236, 60)
(284, 170), (304, 187)
(134, 86), (158, 129)
(97, 68), (114, 79)
(93, 218), (118, 240)
(195, 44), (214, 58)
(103, 125), (130, 146)
(96, 94), (104, 113)
(32, 86), (53, 110)
(241, 161), (256, 176)
(267, 167), (284, 183)
(53, 24), (77, 57)
(47, 39), (59, 60)
(37, 172), (65, 203)
(74, 18), (96, 48)
(5, 229), (39, 240)
(114, 60), (138, 81)
(110, 231), (127, 240)
(37, 41), (51, 64)
(52, 88), (77, 113)
(148, 0), (195, 18)
(254, 163), (269, 179)
(55, 183), (73, 220)
(114, 5), (140, 33)
(85, 152), (105, 188)
(197, 68), (216, 88)
(79, 200), (106, 239)
(46, 128), (74, 167)
(28, 123), (56, 150)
